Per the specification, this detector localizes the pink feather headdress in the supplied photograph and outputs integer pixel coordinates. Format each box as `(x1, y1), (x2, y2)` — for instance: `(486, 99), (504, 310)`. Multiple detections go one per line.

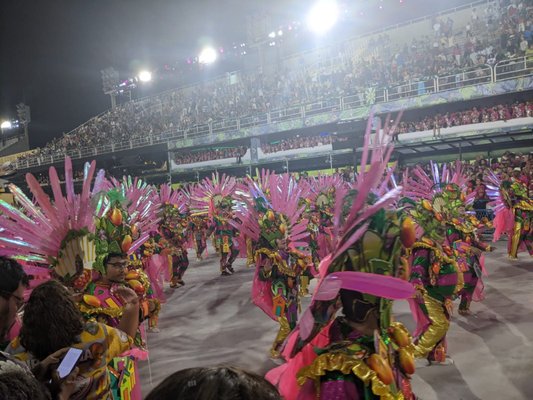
(0, 157), (101, 287)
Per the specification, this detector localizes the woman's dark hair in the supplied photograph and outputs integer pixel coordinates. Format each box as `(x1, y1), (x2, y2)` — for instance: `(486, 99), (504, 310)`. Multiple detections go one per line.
(0, 257), (29, 297)
(20, 280), (84, 360)
(145, 366), (282, 400)
(0, 370), (51, 400)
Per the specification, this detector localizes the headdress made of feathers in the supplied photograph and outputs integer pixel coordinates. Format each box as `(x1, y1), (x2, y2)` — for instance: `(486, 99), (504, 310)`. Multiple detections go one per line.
(288, 113), (414, 352)
(0, 157), (100, 289)
(190, 173), (237, 220)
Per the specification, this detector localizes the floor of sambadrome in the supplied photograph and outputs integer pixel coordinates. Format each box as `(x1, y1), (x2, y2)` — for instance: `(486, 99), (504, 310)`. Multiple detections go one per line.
(139, 241), (533, 400)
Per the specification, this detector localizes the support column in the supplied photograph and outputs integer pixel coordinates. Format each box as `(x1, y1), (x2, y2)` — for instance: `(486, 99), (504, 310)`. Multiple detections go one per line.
(250, 137), (260, 164)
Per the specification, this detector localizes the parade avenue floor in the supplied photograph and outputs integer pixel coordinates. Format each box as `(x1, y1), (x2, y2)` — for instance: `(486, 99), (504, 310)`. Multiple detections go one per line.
(139, 242), (533, 399)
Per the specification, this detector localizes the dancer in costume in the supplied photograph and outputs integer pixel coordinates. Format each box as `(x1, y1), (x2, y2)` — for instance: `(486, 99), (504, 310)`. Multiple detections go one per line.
(487, 171), (533, 258)
(403, 163), (465, 366)
(267, 115), (417, 399)
(0, 158), (150, 399)
(302, 175), (345, 295)
(192, 173), (240, 276)
(308, 175), (342, 261)
(233, 173), (311, 358)
(156, 185), (190, 287)
(445, 212), (492, 315)
(80, 180), (160, 400)
(138, 235), (166, 332)
(440, 176), (493, 315)
(182, 184), (208, 260)
(189, 214), (209, 259)
(212, 199), (239, 275)
(411, 162), (493, 316)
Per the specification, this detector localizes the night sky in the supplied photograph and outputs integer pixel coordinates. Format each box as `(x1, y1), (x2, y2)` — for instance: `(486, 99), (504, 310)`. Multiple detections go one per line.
(1, 0), (472, 149)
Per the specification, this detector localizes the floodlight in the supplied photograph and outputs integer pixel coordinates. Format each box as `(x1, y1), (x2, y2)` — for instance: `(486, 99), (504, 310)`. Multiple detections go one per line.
(138, 70), (152, 82)
(198, 47), (217, 64)
(307, 0), (339, 34)
(0, 121), (12, 130)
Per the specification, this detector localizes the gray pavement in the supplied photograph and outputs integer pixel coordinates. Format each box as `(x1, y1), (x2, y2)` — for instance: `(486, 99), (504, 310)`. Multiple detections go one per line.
(139, 242), (533, 399)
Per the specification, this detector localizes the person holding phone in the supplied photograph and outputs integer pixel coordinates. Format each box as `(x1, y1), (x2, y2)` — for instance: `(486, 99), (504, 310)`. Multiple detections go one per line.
(0, 257), (80, 400)
(5, 280), (135, 400)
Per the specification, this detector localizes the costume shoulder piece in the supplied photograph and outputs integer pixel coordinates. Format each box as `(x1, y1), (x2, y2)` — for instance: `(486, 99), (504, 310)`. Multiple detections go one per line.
(0, 157), (101, 290)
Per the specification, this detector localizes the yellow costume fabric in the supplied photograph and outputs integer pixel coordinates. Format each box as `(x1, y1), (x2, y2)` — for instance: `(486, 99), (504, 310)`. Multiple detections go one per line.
(6, 322), (133, 400)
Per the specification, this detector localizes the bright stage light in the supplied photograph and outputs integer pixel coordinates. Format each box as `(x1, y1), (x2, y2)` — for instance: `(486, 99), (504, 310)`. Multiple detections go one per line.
(306, 0), (339, 34)
(0, 121), (12, 130)
(198, 47), (218, 64)
(138, 70), (152, 82)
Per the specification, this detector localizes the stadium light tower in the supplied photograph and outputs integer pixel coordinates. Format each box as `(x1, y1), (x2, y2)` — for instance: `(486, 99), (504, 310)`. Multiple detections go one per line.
(138, 70), (152, 83)
(101, 67), (120, 109)
(306, 0), (339, 35)
(16, 103), (30, 148)
(198, 47), (218, 65)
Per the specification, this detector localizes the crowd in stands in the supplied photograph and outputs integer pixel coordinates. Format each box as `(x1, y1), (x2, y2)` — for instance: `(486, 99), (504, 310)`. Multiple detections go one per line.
(172, 133), (349, 166)
(261, 134), (335, 154)
(172, 134), (348, 166)
(395, 100), (533, 135)
(14, 0), (532, 168)
(35, 170), (85, 185)
(174, 146), (248, 165)
(396, 152), (533, 211)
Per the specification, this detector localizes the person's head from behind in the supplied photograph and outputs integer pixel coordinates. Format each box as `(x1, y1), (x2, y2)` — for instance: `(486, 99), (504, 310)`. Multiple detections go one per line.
(0, 370), (51, 400)
(0, 257), (28, 340)
(20, 280), (83, 360)
(145, 366), (282, 400)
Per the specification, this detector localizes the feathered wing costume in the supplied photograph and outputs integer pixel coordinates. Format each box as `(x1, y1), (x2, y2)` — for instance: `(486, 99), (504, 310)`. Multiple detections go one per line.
(81, 175), (161, 321)
(82, 175), (161, 400)
(486, 171), (533, 258)
(266, 115), (417, 400)
(405, 161), (491, 313)
(183, 183), (209, 260)
(156, 183), (190, 288)
(191, 173), (240, 275)
(0, 160), (157, 400)
(402, 160), (492, 363)
(232, 173), (311, 357)
(307, 174), (346, 263)
(0, 157), (100, 292)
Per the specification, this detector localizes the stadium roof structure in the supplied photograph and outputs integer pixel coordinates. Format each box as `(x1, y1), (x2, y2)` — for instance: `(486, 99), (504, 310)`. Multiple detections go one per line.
(392, 124), (533, 159)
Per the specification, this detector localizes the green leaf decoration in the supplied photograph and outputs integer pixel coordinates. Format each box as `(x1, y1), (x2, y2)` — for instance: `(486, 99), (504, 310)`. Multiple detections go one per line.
(108, 241), (121, 254)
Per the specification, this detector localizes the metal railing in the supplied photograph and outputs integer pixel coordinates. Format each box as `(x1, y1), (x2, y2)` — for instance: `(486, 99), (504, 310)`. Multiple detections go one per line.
(15, 55), (532, 170)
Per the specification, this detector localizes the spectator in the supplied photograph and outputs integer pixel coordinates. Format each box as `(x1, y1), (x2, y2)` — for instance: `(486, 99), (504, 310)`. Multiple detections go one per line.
(15, 0), (533, 169)
(0, 257), (28, 348)
(395, 100), (533, 136)
(5, 280), (134, 400)
(0, 370), (51, 400)
(145, 366), (282, 400)
(0, 258), (78, 400)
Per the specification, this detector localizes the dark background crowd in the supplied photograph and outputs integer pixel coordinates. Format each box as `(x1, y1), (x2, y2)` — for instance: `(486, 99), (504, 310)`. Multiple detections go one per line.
(13, 0), (533, 167)
(396, 100), (533, 135)
(174, 146), (248, 165)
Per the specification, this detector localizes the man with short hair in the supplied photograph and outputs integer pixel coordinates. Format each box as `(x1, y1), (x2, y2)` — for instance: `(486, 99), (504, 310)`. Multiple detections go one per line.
(0, 257), (28, 348)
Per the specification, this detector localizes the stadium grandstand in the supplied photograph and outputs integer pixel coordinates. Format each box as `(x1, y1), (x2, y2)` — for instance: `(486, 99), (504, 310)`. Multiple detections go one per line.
(2, 0), (532, 189)
(2, 1), (533, 399)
